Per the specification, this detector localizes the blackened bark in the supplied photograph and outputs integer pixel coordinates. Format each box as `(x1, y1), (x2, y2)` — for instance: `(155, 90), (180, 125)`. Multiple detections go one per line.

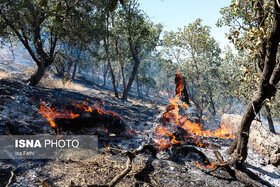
(29, 63), (48, 86)
(265, 103), (276, 134)
(72, 60), (77, 80)
(182, 77), (190, 105)
(136, 74), (142, 98)
(103, 64), (108, 86)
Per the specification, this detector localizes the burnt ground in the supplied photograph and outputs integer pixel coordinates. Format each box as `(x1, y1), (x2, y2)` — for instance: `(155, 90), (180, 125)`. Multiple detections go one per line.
(0, 61), (280, 187)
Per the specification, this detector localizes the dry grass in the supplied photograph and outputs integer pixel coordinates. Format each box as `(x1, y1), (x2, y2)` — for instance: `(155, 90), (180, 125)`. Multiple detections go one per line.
(41, 152), (145, 186)
(40, 73), (89, 92)
(0, 71), (10, 79)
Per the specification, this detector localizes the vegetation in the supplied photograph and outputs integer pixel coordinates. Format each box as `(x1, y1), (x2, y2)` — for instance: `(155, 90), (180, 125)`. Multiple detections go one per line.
(1, 0), (280, 166)
(218, 0), (280, 165)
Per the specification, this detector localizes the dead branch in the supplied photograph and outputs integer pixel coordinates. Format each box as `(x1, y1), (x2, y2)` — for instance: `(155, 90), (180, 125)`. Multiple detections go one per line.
(107, 150), (136, 187)
(195, 151), (269, 187)
(72, 145), (157, 187)
(5, 171), (14, 187)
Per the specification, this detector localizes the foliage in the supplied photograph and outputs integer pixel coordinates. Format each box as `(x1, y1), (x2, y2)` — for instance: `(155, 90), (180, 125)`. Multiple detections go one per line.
(162, 19), (226, 120)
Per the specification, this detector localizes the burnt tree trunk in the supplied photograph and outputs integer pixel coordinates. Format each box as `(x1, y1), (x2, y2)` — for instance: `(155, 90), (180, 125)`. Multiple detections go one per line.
(265, 103), (276, 134)
(103, 64), (108, 86)
(228, 1), (280, 165)
(29, 63), (48, 86)
(136, 74), (142, 98)
(182, 77), (190, 105)
(175, 74), (190, 104)
(72, 50), (80, 80)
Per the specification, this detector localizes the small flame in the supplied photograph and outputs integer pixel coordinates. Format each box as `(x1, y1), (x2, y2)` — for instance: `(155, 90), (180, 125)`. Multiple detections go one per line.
(194, 161), (216, 169)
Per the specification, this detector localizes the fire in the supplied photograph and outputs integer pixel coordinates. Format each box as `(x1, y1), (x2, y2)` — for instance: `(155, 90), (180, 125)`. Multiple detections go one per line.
(38, 100), (122, 133)
(194, 161), (216, 169)
(175, 72), (183, 96)
(38, 102), (80, 132)
(154, 72), (234, 150)
(73, 101), (92, 112)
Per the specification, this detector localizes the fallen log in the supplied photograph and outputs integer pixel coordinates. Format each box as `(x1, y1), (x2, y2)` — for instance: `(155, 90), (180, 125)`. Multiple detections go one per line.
(55, 108), (127, 136)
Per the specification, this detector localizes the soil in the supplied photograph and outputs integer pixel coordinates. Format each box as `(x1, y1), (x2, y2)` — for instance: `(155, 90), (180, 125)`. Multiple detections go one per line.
(0, 61), (280, 187)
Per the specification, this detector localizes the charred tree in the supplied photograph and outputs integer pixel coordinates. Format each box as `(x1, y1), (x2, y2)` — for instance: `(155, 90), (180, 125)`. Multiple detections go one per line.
(175, 73), (190, 104)
(228, 1), (280, 165)
(265, 103), (276, 134)
(72, 49), (80, 80)
(182, 77), (191, 105)
(103, 64), (108, 86)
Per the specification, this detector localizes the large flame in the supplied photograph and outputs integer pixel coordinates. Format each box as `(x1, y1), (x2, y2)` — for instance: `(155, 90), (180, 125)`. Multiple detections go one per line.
(154, 72), (234, 150)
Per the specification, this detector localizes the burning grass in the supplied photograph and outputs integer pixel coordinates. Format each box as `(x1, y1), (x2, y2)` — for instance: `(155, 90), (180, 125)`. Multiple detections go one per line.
(38, 100), (124, 134)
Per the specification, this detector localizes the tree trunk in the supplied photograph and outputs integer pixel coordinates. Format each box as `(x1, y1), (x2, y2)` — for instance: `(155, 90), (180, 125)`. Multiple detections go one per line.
(228, 0), (280, 165)
(121, 52), (141, 100)
(227, 83), (277, 165)
(136, 74), (142, 98)
(103, 64), (108, 86)
(29, 63), (47, 86)
(107, 59), (119, 98)
(72, 60), (77, 80)
(72, 50), (80, 80)
(120, 62), (126, 92)
(182, 77), (191, 105)
(265, 103), (276, 134)
(104, 8), (119, 98)
(146, 87), (150, 97)
(208, 88), (216, 117)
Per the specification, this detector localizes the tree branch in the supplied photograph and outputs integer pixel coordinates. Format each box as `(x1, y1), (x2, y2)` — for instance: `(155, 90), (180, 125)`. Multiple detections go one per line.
(0, 10), (40, 65)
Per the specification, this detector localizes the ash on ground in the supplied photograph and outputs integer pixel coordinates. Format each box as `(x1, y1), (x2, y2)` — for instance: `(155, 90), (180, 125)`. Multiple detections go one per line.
(0, 61), (280, 187)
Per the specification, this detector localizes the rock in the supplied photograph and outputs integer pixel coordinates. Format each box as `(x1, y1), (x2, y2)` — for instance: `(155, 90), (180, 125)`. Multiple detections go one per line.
(270, 148), (280, 166)
(220, 114), (280, 165)
(249, 120), (280, 164)
(220, 114), (242, 136)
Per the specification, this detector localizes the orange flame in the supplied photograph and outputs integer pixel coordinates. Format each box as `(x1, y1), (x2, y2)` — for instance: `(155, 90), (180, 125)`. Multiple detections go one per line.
(38, 103), (80, 132)
(175, 72), (183, 96)
(194, 161), (216, 169)
(38, 100), (123, 133)
(154, 72), (234, 150)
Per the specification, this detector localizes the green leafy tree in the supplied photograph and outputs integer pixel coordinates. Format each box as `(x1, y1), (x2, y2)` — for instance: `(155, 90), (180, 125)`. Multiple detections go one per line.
(0, 0), (97, 85)
(218, 0), (280, 165)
